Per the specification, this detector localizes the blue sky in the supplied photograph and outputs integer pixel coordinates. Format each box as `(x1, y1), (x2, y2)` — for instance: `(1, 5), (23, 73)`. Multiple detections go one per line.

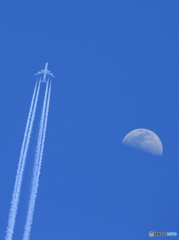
(0, 1), (178, 239)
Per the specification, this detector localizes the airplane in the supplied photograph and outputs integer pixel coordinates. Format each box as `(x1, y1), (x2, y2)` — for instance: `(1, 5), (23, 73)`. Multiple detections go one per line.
(35, 62), (55, 83)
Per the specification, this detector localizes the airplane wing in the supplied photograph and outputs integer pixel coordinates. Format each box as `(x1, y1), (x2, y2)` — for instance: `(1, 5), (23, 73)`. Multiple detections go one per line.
(47, 71), (55, 78)
(34, 70), (45, 76)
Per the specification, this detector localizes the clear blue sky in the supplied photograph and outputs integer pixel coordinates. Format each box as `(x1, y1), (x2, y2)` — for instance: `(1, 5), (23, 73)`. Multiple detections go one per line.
(0, 1), (178, 239)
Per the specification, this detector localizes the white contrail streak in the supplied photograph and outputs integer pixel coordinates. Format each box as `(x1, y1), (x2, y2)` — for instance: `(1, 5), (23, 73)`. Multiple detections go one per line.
(23, 81), (51, 240)
(5, 80), (41, 240)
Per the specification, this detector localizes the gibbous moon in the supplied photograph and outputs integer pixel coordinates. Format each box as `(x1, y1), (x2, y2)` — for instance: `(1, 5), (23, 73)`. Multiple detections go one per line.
(122, 128), (163, 156)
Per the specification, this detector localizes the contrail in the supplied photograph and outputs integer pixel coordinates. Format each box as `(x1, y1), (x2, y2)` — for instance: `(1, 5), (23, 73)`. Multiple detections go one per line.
(5, 80), (41, 240)
(23, 81), (51, 240)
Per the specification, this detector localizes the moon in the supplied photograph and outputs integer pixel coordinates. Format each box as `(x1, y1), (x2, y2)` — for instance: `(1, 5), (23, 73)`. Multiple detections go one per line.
(122, 128), (163, 156)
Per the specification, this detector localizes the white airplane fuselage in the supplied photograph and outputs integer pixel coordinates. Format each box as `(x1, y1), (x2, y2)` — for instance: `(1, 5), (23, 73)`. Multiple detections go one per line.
(42, 63), (48, 82)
